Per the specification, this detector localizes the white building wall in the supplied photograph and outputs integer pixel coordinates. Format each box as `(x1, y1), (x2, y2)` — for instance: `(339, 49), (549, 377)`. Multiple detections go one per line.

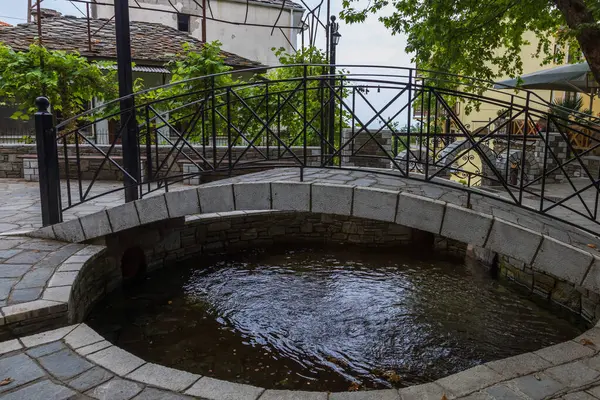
(92, 0), (303, 67)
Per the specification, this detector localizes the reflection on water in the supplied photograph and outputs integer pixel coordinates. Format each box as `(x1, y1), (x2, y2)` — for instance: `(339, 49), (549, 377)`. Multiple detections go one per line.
(87, 246), (583, 391)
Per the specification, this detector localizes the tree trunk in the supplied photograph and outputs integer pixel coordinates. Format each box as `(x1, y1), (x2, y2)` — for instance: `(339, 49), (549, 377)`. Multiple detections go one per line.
(554, 0), (600, 85)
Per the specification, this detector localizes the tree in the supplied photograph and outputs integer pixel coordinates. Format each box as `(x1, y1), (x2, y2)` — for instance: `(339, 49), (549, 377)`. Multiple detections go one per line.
(340, 0), (600, 86)
(0, 43), (117, 121)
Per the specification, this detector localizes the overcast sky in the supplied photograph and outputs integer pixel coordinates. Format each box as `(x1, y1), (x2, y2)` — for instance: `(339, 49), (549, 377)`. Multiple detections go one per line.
(1, 0), (413, 125)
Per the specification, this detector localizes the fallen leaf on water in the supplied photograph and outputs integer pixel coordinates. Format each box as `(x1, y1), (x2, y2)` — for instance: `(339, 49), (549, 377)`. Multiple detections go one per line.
(588, 244), (597, 249)
(0, 378), (13, 386)
(167, 301), (172, 305)
(382, 370), (402, 383)
(348, 382), (360, 391)
(581, 338), (595, 346)
(441, 395), (448, 400)
(533, 374), (541, 381)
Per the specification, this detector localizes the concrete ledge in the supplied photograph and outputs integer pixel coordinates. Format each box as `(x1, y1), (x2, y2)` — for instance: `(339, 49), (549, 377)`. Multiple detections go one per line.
(134, 195), (169, 225)
(395, 192), (445, 234)
(583, 257), (600, 294)
(441, 204), (493, 247)
(79, 211), (112, 240)
(52, 219), (85, 243)
(352, 187), (398, 222)
(198, 183), (234, 214)
(311, 183), (353, 216)
(485, 219), (542, 264)
(271, 181), (311, 211)
(107, 202), (140, 234)
(165, 189), (201, 218)
(533, 235), (594, 285)
(234, 182), (271, 211)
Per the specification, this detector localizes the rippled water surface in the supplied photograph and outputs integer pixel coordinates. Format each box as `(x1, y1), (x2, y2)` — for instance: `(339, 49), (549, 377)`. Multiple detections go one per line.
(87, 246), (584, 391)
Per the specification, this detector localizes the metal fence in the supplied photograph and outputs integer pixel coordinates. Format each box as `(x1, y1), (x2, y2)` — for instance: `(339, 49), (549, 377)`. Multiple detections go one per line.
(32, 64), (600, 233)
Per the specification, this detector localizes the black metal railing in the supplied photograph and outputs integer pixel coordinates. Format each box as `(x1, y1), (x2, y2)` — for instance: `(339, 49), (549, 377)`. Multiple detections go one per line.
(34, 64), (600, 234)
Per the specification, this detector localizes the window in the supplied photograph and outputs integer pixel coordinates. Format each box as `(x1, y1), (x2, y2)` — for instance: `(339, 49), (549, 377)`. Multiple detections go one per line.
(177, 14), (190, 32)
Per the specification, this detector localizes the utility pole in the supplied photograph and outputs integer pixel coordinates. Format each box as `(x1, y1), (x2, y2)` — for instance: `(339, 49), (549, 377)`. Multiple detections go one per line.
(27, 0), (32, 23)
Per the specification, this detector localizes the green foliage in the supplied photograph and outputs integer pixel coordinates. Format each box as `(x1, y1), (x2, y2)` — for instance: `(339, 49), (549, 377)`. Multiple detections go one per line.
(550, 95), (592, 123)
(0, 43), (117, 121)
(339, 0), (593, 88)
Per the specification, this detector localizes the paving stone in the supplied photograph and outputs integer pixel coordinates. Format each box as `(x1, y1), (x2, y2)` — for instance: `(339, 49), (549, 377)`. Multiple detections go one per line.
(5, 250), (49, 264)
(0, 278), (16, 300)
(0, 339), (22, 355)
(88, 346), (146, 376)
(126, 362), (200, 391)
(17, 240), (65, 251)
(135, 195), (169, 225)
(534, 341), (594, 365)
(234, 182), (271, 210)
(8, 287), (43, 304)
(586, 385), (600, 397)
(184, 376), (264, 400)
(485, 352), (552, 379)
(562, 391), (598, 399)
(259, 389), (328, 400)
(43, 286), (71, 303)
(165, 189), (201, 218)
(545, 361), (600, 387)
(21, 325), (77, 347)
(0, 353), (46, 393)
(485, 219), (542, 264)
(0, 264), (30, 278)
(88, 378), (143, 400)
(76, 340), (112, 356)
(2, 299), (67, 324)
(0, 379), (75, 400)
(38, 348), (94, 379)
(14, 267), (55, 289)
(436, 365), (503, 397)
(57, 262), (85, 273)
(440, 204), (493, 247)
(398, 382), (454, 400)
(48, 271), (78, 287)
(509, 373), (564, 400)
(311, 183), (353, 216)
(68, 366), (114, 391)
(34, 244), (86, 269)
(198, 184), (235, 213)
(328, 389), (400, 399)
(352, 187), (398, 222)
(53, 218), (86, 243)
(65, 324), (105, 349)
(581, 257), (600, 294)
(533, 235), (594, 286)
(396, 192), (446, 234)
(132, 387), (194, 400)
(107, 202), (141, 233)
(0, 249), (22, 259)
(484, 384), (527, 399)
(271, 181), (311, 212)
(26, 341), (67, 358)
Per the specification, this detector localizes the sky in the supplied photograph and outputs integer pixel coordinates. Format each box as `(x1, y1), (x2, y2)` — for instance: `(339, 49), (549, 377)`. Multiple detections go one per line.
(0, 0), (414, 126)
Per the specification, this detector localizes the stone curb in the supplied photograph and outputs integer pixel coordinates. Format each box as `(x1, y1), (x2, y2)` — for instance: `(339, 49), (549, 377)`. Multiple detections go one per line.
(0, 323), (599, 400)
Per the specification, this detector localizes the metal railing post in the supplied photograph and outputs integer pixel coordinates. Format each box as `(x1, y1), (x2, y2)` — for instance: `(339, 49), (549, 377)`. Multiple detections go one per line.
(34, 97), (62, 226)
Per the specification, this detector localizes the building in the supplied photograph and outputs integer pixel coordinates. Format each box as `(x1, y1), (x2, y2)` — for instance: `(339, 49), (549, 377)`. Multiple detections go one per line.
(91, 0), (305, 67)
(0, 12), (261, 142)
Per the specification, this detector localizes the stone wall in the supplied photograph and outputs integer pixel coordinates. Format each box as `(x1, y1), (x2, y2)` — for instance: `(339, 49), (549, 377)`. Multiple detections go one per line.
(74, 211), (465, 320)
(341, 129), (393, 169)
(0, 144), (321, 181)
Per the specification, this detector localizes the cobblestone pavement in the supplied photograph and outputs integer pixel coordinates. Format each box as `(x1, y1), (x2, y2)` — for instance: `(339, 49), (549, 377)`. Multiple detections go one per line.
(1, 323), (600, 399)
(1, 168), (599, 236)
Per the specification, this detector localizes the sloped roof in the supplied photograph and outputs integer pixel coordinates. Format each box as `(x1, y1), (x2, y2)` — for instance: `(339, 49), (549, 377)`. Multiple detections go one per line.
(0, 21), (11, 27)
(250, 0), (304, 10)
(0, 16), (262, 68)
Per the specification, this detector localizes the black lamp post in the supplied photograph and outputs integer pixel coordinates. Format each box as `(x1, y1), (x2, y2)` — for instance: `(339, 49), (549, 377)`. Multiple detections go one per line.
(114, 0), (140, 202)
(328, 16), (341, 165)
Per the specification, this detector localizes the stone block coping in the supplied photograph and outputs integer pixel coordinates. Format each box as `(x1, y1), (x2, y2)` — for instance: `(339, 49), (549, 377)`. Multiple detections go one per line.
(0, 322), (598, 399)
(25, 178), (600, 302)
